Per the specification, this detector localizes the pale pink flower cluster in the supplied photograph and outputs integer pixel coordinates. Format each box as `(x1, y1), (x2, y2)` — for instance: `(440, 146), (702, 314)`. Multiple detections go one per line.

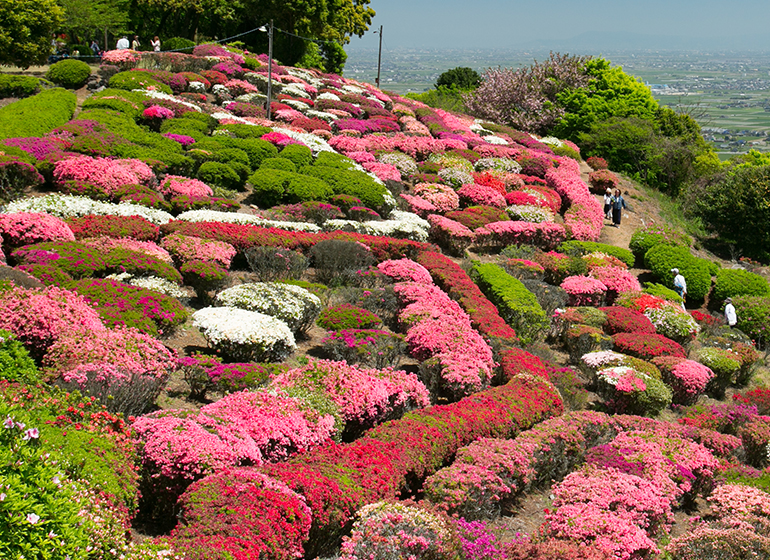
(158, 175), (213, 197)
(669, 360), (714, 399)
(82, 236), (173, 262)
(377, 258), (434, 284)
(53, 156), (155, 194)
(561, 276), (608, 306)
(361, 161), (401, 182)
(457, 184), (506, 208)
(161, 233), (236, 268)
(101, 49), (141, 67)
(223, 79), (259, 95)
(0, 212), (75, 246)
(708, 483), (770, 519)
(399, 116), (431, 135)
(581, 350), (624, 369)
(589, 266), (641, 294)
(270, 358), (430, 425)
(474, 220), (566, 250)
(134, 388), (338, 481)
(413, 183), (460, 213)
(394, 281), (495, 397)
(473, 143), (520, 159)
(400, 193), (438, 217)
(546, 157), (603, 241)
(274, 108), (306, 122)
(347, 151), (376, 164)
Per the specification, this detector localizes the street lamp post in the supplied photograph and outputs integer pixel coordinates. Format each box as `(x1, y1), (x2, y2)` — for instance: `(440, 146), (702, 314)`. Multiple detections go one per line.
(260, 20), (274, 120)
(375, 25), (382, 89)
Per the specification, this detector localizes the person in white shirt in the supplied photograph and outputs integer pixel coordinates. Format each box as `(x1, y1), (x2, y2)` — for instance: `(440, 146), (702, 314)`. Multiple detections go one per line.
(724, 298), (737, 327)
(603, 188), (612, 220)
(116, 36), (130, 50)
(672, 268), (687, 309)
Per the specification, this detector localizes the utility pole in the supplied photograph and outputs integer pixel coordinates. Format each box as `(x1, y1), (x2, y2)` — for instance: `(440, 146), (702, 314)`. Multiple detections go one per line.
(375, 25), (382, 89)
(267, 19), (274, 121)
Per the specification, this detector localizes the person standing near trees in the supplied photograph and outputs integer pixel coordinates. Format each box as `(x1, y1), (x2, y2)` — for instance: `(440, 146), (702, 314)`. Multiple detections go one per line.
(116, 36), (130, 49)
(672, 268), (687, 309)
(724, 297), (737, 327)
(610, 188), (626, 227)
(151, 36), (161, 52)
(132, 35), (141, 50)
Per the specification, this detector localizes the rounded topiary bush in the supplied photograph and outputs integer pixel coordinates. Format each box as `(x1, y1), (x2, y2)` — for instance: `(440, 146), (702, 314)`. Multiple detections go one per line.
(713, 268), (770, 302)
(644, 244), (713, 302)
(317, 304), (382, 331)
(630, 224), (691, 265)
(248, 168), (333, 208)
(197, 161), (242, 190)
(46, 59), (91, 89)
(109, 71), (173, 94)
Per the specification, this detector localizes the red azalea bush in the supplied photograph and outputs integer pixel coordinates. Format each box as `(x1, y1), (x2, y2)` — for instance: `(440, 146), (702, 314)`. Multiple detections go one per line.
(588, 169), (619, 194)
(586, 156), (609, 170)
(0, 213), (75, 247)
(600, 306), (656, 335)
(734, 387), (770, 415)
(67, 214), (160, 241)
(521, 185), (562, 214)
(612, 332), (686, 360)
(497, 347), (549, 383)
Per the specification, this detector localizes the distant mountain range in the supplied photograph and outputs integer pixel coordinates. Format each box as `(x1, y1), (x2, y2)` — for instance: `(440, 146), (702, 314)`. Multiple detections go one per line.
(512, 31), (770, 52)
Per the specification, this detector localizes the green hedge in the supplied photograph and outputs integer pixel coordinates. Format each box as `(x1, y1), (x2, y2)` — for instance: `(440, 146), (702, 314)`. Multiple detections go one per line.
(300, 164), (394, 214)
(733, 295), (770, 343)
(216, 123), (272, 138)
(248, 167), (333, 207)
(279, 143), (313, 167)
(0, 74), (39, 98)
(212, 136), (278, 168)
(629, 224), (692, 265)
(559, 240), (635, 268)
(46, 59), (91, 89)
(0, 329), (40, 384)
(713, 269), (770, 302)
(470, 262), (548, 345)
(82, 88), (149, 119)
(644, 244), (713, 302)
(198, 161), (242, 190)
(0, 88), (77, 139)
(260, 157), (298, 173)
(642, 282), (683, 304)
(109, 71), (172, 95)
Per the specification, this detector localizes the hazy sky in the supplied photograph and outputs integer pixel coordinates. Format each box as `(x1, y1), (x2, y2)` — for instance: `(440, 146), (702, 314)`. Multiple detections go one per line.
(347, 0), (770, 50)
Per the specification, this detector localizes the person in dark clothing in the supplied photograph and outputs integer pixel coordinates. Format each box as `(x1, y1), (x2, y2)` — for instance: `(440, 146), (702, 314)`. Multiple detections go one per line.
(610, 188), (626, 227)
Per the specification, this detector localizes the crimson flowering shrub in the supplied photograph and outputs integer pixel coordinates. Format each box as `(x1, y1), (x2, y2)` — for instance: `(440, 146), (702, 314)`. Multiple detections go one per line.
(561, 276), (607, 307)
(475, 221), (566, 250)
(168, 468), (312, 560)
(270, 358), (429, 436)
(427, 214), (476, 256)
(612, 332), (686, 360)
(0, 284), (105, 357)
(0, 212), (75, 247)
(67, 214), (160, 241)
(587, 169), (619, 194)
(599, 306), (656, 335)
(395, 281), (496, 400)
(161, 233), (236, 268)
(70, 277), (188, 337)
(734, 387), (770, 415)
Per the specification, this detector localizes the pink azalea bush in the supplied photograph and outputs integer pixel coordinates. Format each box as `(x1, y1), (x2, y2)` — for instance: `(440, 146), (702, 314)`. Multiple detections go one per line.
(361, 161), (401, 182)
(589, 266), (641, 302)
(101, 49), (141, 69)
(0, 212), (75, 246)
(269, 358), (430, 430)
(82, 236), (173, 262)
(474, 220), (566, 250)
(457, 184), (507, 208)
(158, 175), (213, 198)
(547, 157), (603, 241)
(143, 105), (175, 120)
(561, 276), (608, 306)
(377, 258), (434, 284)
(161, 233), (236, 268)
(427, 214), (476, 256)
(401, 193), (438, 217)
(53, 156), (155, 194)
(413, 183), (460, 213)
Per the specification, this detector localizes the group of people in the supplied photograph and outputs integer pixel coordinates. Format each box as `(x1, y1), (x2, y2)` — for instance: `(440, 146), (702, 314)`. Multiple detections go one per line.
(603, 188), (627, 228)
(115, 36), (162, 52)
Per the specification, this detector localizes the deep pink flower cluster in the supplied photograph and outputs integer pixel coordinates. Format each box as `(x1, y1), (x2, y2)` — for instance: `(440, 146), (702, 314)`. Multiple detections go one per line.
(270, 358), (430, 427)
(261, 131), (304, 148)
(161, 233), (236, 268)
(53, 156), (155, 193)
(82, 236), (173, 262)
(474, 220), (566, 250)
(329, 133), (446, 160)
(0, 212), (75, 246)
(158, 175), (213, 197)
(143, 105), (175, 120)
(457, 183), (507, 208)
(361, 161), (401, 182)
(162, 133), (196, 146)
(377, 258), (433, 284)
(394, 281), (495, 399)
(546, 157), (603, 241)
(3, 136), (70, 159)
(427, 214), (476, 256)
(561, 276), (608, 306)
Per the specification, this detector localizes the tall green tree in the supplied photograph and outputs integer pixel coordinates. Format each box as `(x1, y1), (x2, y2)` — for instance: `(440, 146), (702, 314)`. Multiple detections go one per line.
(0, 0), (64, 68)
(57, 0), (130, 45)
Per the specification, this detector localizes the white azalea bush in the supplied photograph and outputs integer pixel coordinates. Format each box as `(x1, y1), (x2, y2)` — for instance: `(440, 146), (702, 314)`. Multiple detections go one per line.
(323, 211), (430, 242)
(215, 283), (321, 334)
(644, 304), (700, 344)
(192, 306), (296, 362)
(175, 209), (322, 232)
(475, 157), (522, 173)
(506, 204), (555, 223)
(4, 194), (173, 224)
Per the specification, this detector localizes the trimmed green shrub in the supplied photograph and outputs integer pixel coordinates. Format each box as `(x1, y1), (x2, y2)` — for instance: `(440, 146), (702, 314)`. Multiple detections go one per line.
(161, 116), (209, 136)
(317, 304), (382, 331)
(629, 224), (692, 265)
(559, 240), (635, 268)
(733, 295), (770, 345)
(644, 244), (713, 301)
(0, 88), (77, 139)
(217, 123), (272, 139)
(0, 329), (40, 384)
(713, 269), (770, 302)
(300, 165), (394, 214)
(163, 37), (196, 53)
(314, 151), (358, 169)
(46, 59), (91, 88)
(197, 161), (242, 190)
(260, 157), (297, 172)
(81, 88), (149, 119)
(109, 71), (173, 95)
(470, 262), (548, 344)
(0, 74), (39, 98)
(279, 143), (313, 167)
(642, 282), (684, 304)
(248, 167), (333, 207)
(216, 136), (278, 168)
(698, 346), (742, 398)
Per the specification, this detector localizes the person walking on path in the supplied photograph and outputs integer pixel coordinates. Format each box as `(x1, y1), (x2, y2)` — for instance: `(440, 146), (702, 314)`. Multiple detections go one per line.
(90, 40), (100, 57)
(603, 188), (613, 220)
(610, 188), (626, 227)
(132, 35), (141, 50)
(725, 297), (737, 327)
(151, 36), (161, 52)
(672, 268), (687, 309)
(116, 36), (130, 50)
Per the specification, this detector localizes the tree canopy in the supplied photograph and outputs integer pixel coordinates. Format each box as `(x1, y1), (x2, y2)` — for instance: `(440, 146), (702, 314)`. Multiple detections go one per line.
(435, 67), (481, 90)
(0, 0), (64, 68)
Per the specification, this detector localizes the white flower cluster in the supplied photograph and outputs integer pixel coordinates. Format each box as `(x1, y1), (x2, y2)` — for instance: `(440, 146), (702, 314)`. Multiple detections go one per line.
(4, 194), (173, 224)
(438, 167), (474, 189)
(192, 306), (296, 362)
(506, 204), (555, 223)
(484, 135), (509, 146)
(235, 92), (266, 104)
(340, 84), (365, 95)
(645, 306), (700, 340)
(106, 273), (190, 300)
(305, 109), (338, 122)
(272, 126), (335, 154)
(581, 350), (624, 369)
(317, 92), (341, 101)
(475, 157), (522, 174)
(539, 136), (565, 148)
(175, 209), (321, 232)
(211, 84), (230, 96)
(282, 98), (311, 111)
(281, 83), (312, 99)
(215, 282), (321, 333)
(187, 81), (206, 93)
(378, 152), (417, 176)
(323, 210), (429, 242)
(596, 366), (647, 387)
(138, 89), (202, 112)
(286, 68), (324, 90)
(210, 112), (252, 124)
